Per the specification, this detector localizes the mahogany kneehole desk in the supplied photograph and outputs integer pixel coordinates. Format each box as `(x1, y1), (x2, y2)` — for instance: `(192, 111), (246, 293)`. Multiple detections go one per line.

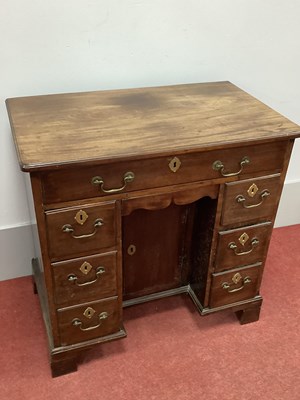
(6, 82), (300, 377)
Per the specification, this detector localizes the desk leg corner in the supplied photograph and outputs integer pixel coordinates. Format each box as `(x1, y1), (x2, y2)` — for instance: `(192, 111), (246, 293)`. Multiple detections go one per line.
(235, 300), (262, 325)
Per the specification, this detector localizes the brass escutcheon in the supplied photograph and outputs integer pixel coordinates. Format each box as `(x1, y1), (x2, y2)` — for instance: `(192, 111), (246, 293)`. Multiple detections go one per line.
(232, 272), (242, 284)
(75, 209), (88, 225)
(80, 261), (93, 275)
(127, 244), (136, 255)
(247, 183), (259, 198)
(169, 156), (181, 172)
(238, 232), (249, 246)
(83, 307), (96, 319)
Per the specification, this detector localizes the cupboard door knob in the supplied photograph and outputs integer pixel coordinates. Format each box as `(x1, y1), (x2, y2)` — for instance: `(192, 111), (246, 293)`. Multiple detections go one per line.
(91, 171), (135, 193)
(62, 218), (103, 239)
(212, 156), (250, 177)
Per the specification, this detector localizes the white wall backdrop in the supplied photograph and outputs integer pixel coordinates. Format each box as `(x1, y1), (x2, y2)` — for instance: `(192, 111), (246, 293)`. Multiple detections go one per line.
(0, 0), (299, 279)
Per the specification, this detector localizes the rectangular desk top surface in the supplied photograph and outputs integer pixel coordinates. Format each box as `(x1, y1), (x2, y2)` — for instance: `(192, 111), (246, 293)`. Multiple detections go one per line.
(6, 81), (300, 172)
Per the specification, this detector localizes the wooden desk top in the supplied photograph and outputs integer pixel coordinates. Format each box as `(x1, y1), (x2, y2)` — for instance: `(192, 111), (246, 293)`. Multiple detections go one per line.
(6, 81), (300, 172)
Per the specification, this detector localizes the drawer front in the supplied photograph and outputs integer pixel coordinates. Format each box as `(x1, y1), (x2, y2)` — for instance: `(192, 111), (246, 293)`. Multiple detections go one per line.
(52, 252), (117, 306)
(221, 175), (282, 226)
(215, 222), (272, 272)
(46, 202), (116, 261)
(209, 264), (261, 308)
(57, 297), (121, 346)
(42, 141), (286, 203)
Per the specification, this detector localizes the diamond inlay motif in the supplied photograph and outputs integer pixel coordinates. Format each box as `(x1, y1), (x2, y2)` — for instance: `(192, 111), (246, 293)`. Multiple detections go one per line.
(238, 232), (249, 246)
(83, 307), (95, 319)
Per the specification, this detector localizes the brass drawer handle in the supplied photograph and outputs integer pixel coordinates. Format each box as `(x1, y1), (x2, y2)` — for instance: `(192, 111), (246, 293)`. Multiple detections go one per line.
(228, 238), (259, 256)
(212, 156), (250, 177)
(72, 311), (108, 331)
(68, 266), (105, 286)
(91, 172), (135, 194)
(236, 190), (270, 208)
(62, 218), (103, 239)
(222, 276), (252, 293)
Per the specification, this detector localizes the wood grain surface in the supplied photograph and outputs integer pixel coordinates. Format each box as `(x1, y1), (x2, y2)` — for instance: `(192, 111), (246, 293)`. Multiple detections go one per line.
(6, 81), (300, 171)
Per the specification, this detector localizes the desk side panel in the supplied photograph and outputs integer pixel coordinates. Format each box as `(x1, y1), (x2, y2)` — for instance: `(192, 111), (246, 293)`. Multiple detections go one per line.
(28, 173), (59, 348)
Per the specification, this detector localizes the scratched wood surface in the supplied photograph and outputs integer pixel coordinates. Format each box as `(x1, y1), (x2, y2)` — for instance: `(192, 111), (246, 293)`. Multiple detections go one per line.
(6, 81), (300, 171)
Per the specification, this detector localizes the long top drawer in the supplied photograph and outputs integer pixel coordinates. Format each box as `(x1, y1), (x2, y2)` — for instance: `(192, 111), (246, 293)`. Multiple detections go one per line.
(41, 141), (287, 204)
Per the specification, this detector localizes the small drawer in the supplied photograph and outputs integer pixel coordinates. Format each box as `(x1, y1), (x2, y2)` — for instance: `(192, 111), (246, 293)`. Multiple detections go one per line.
(46, 201), (116, 261)
(41, 141), (287, 204)
(221, 174), (282, 226)
(52, 251), (118, 306)
(57, 297), (121, 346)
(215, 222), (272, 272)
(209, 263), (261, 308)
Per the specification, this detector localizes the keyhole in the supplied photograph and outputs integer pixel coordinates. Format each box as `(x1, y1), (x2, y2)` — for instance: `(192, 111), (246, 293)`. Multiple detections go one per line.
(173, 161), (177, 169)
(127, 244), (136, 255)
